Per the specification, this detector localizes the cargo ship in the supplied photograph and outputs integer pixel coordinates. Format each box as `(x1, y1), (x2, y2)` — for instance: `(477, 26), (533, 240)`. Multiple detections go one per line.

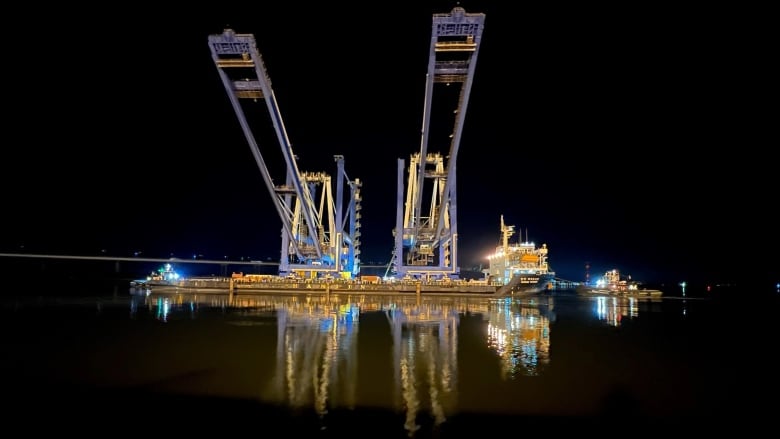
(486, 216), (556, 295)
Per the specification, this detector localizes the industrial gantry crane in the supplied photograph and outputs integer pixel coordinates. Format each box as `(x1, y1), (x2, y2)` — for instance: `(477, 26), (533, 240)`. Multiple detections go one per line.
(208, 29), (361, 278)
(391, 7), (485, 280)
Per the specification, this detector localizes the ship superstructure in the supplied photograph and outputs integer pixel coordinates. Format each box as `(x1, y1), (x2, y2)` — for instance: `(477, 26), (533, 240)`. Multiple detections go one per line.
(487, 216), (554, 293)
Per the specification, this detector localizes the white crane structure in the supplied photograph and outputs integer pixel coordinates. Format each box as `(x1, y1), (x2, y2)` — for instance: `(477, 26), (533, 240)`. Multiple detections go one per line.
(208, 29), (361, 278)
(391, 7), (486, 280)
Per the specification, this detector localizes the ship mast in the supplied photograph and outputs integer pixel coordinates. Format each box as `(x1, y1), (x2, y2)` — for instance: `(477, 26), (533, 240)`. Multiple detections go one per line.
(500, 215), (515, 276)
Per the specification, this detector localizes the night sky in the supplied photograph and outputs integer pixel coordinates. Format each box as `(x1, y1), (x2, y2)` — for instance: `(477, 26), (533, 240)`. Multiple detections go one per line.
(2, 1), (774, 287)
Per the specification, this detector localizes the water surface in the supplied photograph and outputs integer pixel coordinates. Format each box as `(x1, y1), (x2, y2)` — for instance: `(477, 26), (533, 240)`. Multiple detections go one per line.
(2, 287), (777, 436)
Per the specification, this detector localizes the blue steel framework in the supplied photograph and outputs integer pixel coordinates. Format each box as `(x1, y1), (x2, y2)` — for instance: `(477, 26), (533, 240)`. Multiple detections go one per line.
(208, 30), (361, 278)
(392, 8), (486, 279)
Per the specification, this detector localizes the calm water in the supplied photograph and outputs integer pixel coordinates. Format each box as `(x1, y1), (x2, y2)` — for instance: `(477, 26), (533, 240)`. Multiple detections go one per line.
(2, 285), (778, 436)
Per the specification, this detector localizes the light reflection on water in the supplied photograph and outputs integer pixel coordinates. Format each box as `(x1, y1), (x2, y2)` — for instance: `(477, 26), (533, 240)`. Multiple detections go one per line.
(272, 300), (359, 417)
(387, 300), (459, 433)
(4, 290), (774, 436)
(126, 292), (558, 435)
(595, 296), (640, 327)
(487, 298), (552, 378)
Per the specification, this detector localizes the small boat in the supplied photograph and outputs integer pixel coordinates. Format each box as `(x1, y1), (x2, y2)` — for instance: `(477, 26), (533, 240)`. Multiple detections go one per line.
(576, 269), (663, 297)
(129, 263), (180, 290)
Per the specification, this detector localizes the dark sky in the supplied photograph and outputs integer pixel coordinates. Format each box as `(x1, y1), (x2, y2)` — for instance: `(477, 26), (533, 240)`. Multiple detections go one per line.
(2, 1), (775, 286)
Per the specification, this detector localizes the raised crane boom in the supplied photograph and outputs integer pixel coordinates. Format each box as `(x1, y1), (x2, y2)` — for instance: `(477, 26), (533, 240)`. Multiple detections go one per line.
(208, 29), (361, 277)
(392, 7), (485, 279)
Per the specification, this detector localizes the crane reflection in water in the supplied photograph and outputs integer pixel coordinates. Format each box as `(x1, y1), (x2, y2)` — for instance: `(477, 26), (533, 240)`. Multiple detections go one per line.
(131, 293), (560, 435)
(385, 298), (461, 433)
(268, 296), (359, 417)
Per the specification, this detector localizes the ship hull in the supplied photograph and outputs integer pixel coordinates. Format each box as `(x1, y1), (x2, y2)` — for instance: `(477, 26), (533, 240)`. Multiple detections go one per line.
(138, 278), (500, 295)
(498, 273), (556, 296)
